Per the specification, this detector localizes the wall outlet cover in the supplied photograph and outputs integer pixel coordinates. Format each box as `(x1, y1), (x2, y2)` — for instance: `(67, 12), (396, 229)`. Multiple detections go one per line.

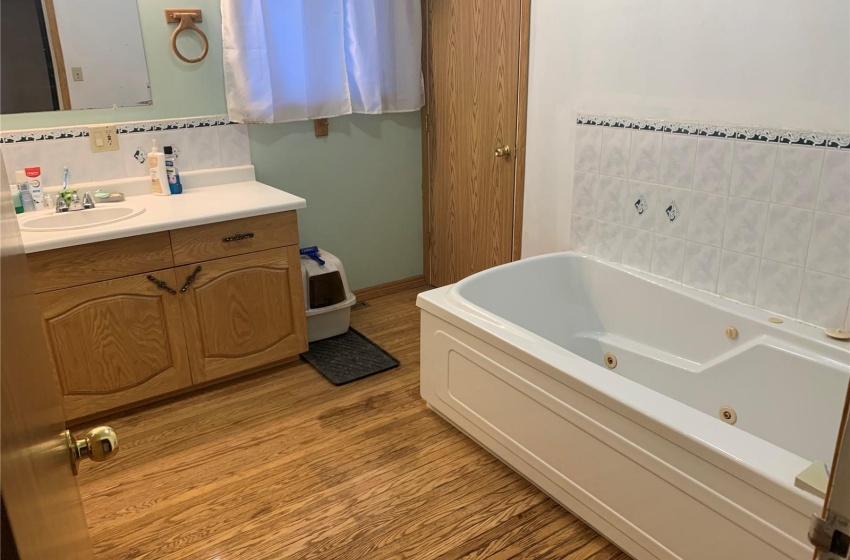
(88, 125), (119, 153)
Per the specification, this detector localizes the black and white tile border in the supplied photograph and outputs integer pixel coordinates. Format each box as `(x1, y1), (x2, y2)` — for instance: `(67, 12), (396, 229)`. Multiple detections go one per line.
(1, 115), (232, 144)
(576, 114), (850, 149)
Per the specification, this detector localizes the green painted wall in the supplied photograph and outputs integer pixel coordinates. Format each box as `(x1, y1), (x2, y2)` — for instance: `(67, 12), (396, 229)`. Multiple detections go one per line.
(250, 115), (422, 291)
(0, 0), (423, 290)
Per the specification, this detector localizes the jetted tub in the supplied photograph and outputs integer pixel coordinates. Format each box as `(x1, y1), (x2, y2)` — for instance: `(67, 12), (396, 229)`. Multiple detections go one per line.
(418, 252), (850, 560)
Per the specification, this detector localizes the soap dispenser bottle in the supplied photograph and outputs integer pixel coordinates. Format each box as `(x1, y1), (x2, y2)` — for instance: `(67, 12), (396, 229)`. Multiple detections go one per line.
(148, 139), (170, 196)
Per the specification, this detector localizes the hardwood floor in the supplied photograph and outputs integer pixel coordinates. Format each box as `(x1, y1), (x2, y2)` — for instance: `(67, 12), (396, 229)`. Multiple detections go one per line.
(78, 287), (629, 560)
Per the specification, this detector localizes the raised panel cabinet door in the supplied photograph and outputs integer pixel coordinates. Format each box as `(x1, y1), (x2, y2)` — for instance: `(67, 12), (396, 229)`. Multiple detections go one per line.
(36, 269), (193, 421)
(178, 246), (308, 384)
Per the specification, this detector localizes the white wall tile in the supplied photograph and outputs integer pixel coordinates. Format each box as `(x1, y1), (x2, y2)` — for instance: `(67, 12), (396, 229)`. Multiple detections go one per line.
(845, 300), (850, 332)
(650, 233), (686, 281)
(3, 138), (92, 187)
(623, 180), (657, 230)
(575, 126), (603, 173)
(798, 270), (850, 327)
(687, 191), (727, 247)
(660, 134), (697, 188)
(218, 124), (252, 167)
(570, 215), (597, 254)
(770, 145), (824, 209)
(723, 197), (769, 256)
(87, 149), (127, 183)
(572, 172), (598, 217)
(807, 212), (850, 278)
(730, 141), (777, 201)
(172, 127), (222, 171)
(653, 185), (691, 239)
(683, 241), (721, 292)
(717, 250), (760, 305)
(600, 128), (631, 178)
(1, 142), (42, 184)
(122, 134), (152, 178)
(629, 130), (662, 183)
(595, 221), (624, 262)
(818, 149), (850, 216)
(596, 175), (627, 223)
(621, 227), (653, 272)
(570, 121), (850, 330)
(755, 260), (803, 317)
(761, 205), (814, 267)
(693, 137), (734, 194)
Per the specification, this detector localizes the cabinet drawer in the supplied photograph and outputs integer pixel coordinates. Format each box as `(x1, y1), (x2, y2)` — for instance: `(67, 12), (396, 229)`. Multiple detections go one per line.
(27, 232), (174, 293)
(170, 211), (299, 265)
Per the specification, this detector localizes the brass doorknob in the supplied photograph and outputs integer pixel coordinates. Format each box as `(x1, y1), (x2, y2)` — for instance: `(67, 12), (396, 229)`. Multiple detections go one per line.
(494, 145), (511, 159)
(65, 426), (118, 475)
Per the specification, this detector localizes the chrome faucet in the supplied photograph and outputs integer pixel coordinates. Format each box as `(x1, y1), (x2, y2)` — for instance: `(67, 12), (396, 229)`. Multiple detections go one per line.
(68, 193), (83, 211)
(55, 197), (69, 213)
(82, 192), (95, 209)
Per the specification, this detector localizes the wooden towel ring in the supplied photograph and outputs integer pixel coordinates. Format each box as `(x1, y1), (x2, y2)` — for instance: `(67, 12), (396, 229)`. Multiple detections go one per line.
(165, 9), (208, 64)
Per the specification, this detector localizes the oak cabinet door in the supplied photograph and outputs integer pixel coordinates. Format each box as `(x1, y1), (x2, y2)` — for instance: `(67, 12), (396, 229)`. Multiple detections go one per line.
(36, 269), (192, 421)
(177, 246), (307, 384)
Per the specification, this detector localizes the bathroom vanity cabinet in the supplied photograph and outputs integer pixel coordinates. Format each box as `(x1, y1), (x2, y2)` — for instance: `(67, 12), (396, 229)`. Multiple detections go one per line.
(27, 211), (307, 422)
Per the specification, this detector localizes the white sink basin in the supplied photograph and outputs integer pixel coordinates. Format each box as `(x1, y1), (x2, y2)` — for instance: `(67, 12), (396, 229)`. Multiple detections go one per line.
(20, 206), (146, 232)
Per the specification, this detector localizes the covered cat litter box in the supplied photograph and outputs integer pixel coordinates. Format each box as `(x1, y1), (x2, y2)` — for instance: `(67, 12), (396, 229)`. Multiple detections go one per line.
(300, 247), (356, 343)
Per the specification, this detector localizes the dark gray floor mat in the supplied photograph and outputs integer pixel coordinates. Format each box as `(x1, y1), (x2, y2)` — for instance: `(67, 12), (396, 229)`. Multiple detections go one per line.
(300, 328), (399, 385)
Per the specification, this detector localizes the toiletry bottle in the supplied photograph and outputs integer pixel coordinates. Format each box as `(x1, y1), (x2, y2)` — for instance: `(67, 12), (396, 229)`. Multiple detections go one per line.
(9, 178), (23, 214)
(148, 139), (170, 196)
(25, 167), (43, 209)
(16, 171), (35, 212)
(164, 146), (182, 194)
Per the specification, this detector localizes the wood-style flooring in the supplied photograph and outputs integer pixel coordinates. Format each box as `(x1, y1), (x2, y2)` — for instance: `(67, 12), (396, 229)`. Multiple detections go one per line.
(78, 287), (629, 560)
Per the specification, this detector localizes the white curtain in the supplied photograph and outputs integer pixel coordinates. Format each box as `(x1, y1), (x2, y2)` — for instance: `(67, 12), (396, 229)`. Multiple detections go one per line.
(221, 0), (423, 124)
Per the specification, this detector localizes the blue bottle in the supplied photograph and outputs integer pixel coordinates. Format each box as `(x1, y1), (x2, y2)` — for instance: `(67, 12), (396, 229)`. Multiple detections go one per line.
(164, 146), (183, 194)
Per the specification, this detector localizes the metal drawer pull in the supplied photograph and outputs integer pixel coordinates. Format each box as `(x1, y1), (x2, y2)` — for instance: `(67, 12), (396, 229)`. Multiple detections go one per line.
(146, 275), (177, 295)
(180, 266), (202, 293)
(222, 232), (255, 243)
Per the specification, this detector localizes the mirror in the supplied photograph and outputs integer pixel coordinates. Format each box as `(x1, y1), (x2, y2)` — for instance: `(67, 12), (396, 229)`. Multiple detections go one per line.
(1, 0), (152, 114)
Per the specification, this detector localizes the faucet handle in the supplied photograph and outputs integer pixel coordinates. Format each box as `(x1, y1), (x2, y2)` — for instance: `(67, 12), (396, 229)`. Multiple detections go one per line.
(82, 192), (95, 209)
(55, 197), (69, 213)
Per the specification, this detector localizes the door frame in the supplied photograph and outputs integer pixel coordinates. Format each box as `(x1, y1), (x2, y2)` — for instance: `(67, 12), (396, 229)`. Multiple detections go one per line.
(420, 0), (532, 285)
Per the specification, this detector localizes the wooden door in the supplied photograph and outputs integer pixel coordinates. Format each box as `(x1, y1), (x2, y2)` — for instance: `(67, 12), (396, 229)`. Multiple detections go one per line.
(425, 0), (530, 286)
(37, 270), (193, 421)
(0, 158), (93, 558)
(178, 246), (308, 384)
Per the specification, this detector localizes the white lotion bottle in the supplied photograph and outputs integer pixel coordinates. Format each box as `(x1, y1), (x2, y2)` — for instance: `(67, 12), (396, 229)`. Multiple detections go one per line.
(148, 139), (170, 196)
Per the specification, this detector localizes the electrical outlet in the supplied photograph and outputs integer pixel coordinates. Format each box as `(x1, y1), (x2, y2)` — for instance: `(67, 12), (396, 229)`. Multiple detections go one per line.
(88, 125), (119, 153)
(72, 67), (84, 82)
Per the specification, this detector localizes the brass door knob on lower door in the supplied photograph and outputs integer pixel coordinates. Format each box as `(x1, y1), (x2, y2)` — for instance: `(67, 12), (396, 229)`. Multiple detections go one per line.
(494, 145), (511, 159)
(65, 426), (118, 475)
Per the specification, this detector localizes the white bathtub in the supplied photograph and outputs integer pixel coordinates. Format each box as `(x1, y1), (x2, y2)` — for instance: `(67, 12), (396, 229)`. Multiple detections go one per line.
(418, 252), (850, 560)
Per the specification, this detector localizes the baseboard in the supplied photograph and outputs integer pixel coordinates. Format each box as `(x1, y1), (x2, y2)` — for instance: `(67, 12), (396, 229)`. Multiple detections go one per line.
(353, 275), (429, 301)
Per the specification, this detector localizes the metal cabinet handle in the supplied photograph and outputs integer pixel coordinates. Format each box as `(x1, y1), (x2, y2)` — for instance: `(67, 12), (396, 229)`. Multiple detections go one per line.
(222, 232), (255, 243)
(180, 265), (202, 293)
(146, 275), (177, 295)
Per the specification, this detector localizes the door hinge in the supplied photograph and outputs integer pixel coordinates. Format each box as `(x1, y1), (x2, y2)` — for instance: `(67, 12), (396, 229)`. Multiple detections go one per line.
(810, 511), (850, 559)
(425, 113), (429, 132)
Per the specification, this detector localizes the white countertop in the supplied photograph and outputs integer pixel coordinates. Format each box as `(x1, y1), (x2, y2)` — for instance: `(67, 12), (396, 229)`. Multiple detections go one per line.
(17, 166), (307, 253)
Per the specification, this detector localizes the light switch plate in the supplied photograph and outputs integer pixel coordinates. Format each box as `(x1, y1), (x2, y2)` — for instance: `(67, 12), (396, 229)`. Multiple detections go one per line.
(72, 67), (84, 82)
(88, 126), (119, 153)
